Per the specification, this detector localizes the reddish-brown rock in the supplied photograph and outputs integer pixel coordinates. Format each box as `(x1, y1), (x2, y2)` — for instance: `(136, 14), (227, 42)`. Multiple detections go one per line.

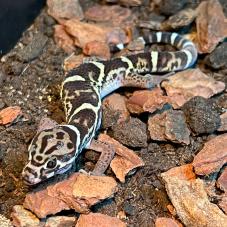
(162, 167), (227, 226)
(63, 54), (84, 71)
(193, 134), (227, 175)
(218, 112), (227, 132)
(102, 93), (129, 124)
(127, 88), (170, 114)
(76, 213), (126, 227)
(47, 0), (84, 23)
(98, 134), (144, 183)
(23, 173), (117, 218)
(64, 19), (108, 48)
(54, 25), (75, 54)
(148, 110), (190, 145)
(162, 69), (225, 108)
(196, 0), (227, 53)
(155, 217), (182, 227)
(0, 106), (22, 125)
(11, 205), (40, 227)
(161, 164), (196, 181)
(217, 167), (227, 192)
(45, 216), (76, 227)
(84, 5), (135, 27)
(219, 195), (227, 214)
(83, 41), (111, 60)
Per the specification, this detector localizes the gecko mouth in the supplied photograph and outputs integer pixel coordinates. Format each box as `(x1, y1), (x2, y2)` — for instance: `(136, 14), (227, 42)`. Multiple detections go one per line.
(55, 164), (72, 175)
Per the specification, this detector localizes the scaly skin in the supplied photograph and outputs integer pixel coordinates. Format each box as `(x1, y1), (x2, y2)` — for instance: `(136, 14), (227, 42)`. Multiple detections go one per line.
(22, 32), (197, 185)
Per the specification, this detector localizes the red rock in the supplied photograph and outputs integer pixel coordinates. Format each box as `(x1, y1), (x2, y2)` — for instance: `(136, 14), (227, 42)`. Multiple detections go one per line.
(148, 110), (190, 145)
(217, 167), (227, 192)
(162, 69), (225, 108)
(102, 93), (129, 123)
(219, 195), (227, 214)
(54, 25), (75, 54)
(127, 88), (170, 114)
(218, 112), (227, 132)
(98, 134), (144, 183)
(11, 205), (40, 227)
(193, 134), (227, 175)
(23, 173), (117, 218)
(155, 217), (182, 227)
(47, 0), (84, 23)
(45, 216), (76, 227)
(83, 41), (111, 60)
(63, 54), (84, 71)
(196, 0), (227, 53)
(64, 19), (108, 49)
(161, 164), (196, 181)
(76, 213), (126, 227)
(0, 106), (22, 125)
(161, 169), (227, 226)
(84, 5), (135, 27)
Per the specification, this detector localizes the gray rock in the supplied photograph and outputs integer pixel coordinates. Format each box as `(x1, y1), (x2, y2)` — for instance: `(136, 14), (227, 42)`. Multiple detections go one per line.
(205, 42), (227, 69)
(159, 0), (188, 16)
(112, 117), (147, 148)
(18, 33), (48, 62)
(182, 96), (221, 135)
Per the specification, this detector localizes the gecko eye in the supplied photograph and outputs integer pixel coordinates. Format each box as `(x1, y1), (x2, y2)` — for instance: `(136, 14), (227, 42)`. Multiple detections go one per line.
(46, 157), (57, 169)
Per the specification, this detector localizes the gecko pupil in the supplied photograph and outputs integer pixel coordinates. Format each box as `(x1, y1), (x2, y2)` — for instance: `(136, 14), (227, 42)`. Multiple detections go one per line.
(47, 158), (57, 169)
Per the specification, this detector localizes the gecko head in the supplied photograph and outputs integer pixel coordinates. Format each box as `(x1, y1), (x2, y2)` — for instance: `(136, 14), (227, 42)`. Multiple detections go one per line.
(22, 126), (77, 185)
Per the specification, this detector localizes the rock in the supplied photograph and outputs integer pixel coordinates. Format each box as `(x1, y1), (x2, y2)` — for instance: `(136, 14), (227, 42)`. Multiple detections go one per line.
(112, 117), (147, 148)
(205, 43), (227, 69)
(47, 0), (84, 22)
(218, 112), (227, 132)
(219, 195), (227, 214)
(182, 96), (221, 135)
(162, 166), (227, 227)
(45, 216), (76, 227)
(83, 41), (111, 60)
(193, 134), (227, 175)
(217, 167), (227, 192)
(162, 69), (225, 108)
(161, 164), (196, 181)
(98, 134), (144, 183)
(18, 33), (48, 62)
(139, 13), (165, 30)
(0, 106), (22, 125)
(123, 202), (135, 216)
(118, 0), (143, 7)
(54, 25), (75, 53)
(0, 214), (13, 227)
(84, 5), (135, 28)
(11, 205), (40, 227)
(102, 93), (129, 128)
(159, 0), (188, 16)
(155, 217), (182, 227)
(148, 109), (190, 145)
(162, 8), (196, 30)
(127, 88), (170, 114)
(76, 213), (126, 227)
(63, 54), (84, 71)
(23, 173), (117, 218)
(63, 19), (108, 49)
(195, 0), (227, 53)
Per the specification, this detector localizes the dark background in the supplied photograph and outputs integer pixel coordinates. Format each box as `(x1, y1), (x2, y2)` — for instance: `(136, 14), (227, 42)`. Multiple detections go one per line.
(0, 0), (45, 55)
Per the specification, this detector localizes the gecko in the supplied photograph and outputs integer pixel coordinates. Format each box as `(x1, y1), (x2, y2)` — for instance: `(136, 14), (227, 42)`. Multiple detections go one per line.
(22, 32), (197, 185)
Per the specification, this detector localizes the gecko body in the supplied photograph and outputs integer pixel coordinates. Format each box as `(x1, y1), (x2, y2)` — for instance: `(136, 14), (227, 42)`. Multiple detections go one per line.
(22, 32), (197, 185)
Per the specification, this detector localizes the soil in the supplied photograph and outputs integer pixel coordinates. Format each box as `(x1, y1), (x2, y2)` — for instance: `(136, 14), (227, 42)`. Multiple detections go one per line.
(0, 1), (226, 227)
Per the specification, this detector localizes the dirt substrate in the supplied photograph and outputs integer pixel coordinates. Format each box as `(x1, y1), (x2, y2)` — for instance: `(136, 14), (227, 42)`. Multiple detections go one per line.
(0, 1), (227, 226)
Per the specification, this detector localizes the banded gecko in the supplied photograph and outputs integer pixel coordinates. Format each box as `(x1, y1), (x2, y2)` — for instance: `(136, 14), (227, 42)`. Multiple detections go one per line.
(22, 32), (197, 185)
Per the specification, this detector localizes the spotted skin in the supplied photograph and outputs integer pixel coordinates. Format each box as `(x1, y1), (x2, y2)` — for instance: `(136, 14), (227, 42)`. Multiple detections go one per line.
(22, 32), (197, 185)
